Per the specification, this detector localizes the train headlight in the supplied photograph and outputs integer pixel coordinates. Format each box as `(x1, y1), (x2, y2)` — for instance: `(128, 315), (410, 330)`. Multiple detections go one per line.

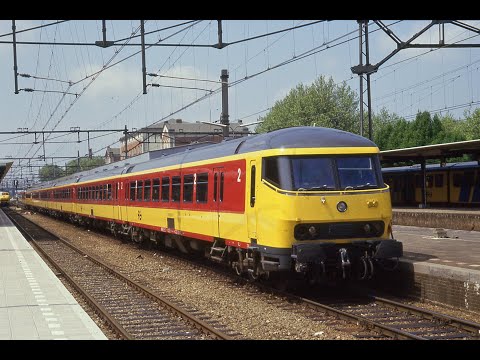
(337, 201), (347, 212)
(308, 226), (317, 236)
(363, 223), (371, 234)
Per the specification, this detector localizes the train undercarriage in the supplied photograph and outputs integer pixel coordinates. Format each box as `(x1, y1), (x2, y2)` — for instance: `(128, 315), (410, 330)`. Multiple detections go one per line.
(26, 206), (402, 284)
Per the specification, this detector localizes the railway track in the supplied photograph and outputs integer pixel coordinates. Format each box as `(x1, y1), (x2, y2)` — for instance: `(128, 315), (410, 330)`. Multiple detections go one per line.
(5, 208), (238, 340)
(288, 289), (480, 340)
(9, 207), (480, 340)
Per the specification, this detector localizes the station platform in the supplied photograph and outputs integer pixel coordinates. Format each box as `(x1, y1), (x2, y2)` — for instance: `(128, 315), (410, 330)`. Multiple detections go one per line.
(0, 209), (107, 340)
(378, 220), (480, 313)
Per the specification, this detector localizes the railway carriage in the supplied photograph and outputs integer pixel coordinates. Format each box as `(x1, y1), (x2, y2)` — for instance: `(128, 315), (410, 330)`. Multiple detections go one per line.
(0, 191), (10, 207)
(21, 126), (403, 283)
(382, 161), (480, 207)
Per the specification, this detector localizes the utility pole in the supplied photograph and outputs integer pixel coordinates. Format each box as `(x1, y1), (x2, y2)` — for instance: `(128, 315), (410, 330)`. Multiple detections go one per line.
(141, 20), (147, 94)
(220, 69), (229, 138)
(12, 20), (19, 94)
(124, 125), (129, 159)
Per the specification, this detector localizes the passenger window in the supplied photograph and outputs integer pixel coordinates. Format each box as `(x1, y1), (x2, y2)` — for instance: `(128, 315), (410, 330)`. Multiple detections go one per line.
(130, 182), (136, 201)
(196, 173), (208, 203)
(172, 176), (181, 202)
(144, 180), (151, 201)
(137, 181), (143, 201)
(152, 178), (160, 202)
(161, 177), (170, 202)
(183, 175), (194, 203)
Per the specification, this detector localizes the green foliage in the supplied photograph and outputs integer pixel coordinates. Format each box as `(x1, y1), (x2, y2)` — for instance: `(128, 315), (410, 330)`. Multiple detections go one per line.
(462, 108), (480, 140)
(256, 75), (359, 134)
(39, 164), (65, 182)
(65, 156), (105, 175)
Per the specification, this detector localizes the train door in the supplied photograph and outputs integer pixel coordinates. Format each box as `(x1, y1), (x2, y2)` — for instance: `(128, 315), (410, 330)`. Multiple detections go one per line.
(213, 167), (225, 238)
(247, 160), (257, 239)
(113, 181), (120, 221)
(121, 180), (132, 223)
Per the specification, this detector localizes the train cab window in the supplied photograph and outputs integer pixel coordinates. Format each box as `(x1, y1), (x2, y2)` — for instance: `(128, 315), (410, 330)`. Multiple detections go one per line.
(183, 175), (194, 203)
(144, 180), (151, 202)
(213, 173), (218, 202)
(196, 173), (208, 203)
(130, 182), (136, 201)
(263, 157), (280, 187)
(137, 181), (143, 201)
(172, 176), (181, 202)
(152, 178), (160, 202)
(434, 174), (444, 188)
(161, 177), (170, 202)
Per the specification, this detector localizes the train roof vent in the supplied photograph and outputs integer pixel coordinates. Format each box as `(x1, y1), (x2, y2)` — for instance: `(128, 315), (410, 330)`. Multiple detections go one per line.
(126, 165), (135, 173)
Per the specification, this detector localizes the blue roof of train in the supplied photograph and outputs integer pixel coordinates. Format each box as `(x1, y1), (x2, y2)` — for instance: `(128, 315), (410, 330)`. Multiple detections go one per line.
(28, 126), (376, 190)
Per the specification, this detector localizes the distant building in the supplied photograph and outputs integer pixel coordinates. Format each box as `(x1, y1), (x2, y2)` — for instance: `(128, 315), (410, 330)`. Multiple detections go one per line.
(119, 119), (250, 158)
(104, 146), (121, 164)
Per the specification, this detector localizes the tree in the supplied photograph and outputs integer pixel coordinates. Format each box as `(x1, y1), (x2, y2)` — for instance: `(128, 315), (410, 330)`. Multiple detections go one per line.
(39, 164), (65, 182)
(65, 156), (105, 176)
(255, 75), (360, 134)
(462, 108), (480, 140)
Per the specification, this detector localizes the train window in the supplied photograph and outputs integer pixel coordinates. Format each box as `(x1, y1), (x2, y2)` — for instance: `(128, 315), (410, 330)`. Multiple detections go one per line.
(220, 173), (224, 202)
(465, 171), (474, 186)
(415, 175), (422, 188)
(250, 165), (256, 207)
(172, 176), (181, 202)
(213, 173), (218, 202)
(107, 184), (112, 200)
(95, 186), (99, 200)
(144, 180), (151, 202)
(130, 182), (136, 201)
(137, 181), (143, 201)
(103, 184), (108, 200)
(183, 175), (194, 203)
(434, 174), (444, 188)
(426, 175), (433, 188)
(264, 157), (280, 187)
(152, 178), (160, 202)
(453, 173), (462, 187)
(196, 173), (208, 203)
(161, 177), (170, 202)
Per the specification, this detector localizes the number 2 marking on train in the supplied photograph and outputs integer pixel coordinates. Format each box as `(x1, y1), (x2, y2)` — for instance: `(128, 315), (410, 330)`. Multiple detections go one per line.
(237, 168), (241, 182)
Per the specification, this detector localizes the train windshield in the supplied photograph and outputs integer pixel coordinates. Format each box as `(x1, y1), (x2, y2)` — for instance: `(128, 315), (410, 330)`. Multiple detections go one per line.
(263, 155), (384, 191)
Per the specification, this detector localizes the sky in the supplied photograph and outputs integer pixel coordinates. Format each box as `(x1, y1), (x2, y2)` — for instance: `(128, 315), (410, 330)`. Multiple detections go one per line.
(1, 19), (480, 185)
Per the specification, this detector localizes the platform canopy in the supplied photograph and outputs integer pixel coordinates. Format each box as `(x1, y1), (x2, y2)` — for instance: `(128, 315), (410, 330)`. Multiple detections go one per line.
(380, 138), (480, 163)
(0, 162), (13, 184)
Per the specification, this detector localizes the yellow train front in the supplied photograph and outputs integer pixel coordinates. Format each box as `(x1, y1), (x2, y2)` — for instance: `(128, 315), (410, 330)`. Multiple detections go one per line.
(0, 191), (10, 207)
(236, 127), (403, 282)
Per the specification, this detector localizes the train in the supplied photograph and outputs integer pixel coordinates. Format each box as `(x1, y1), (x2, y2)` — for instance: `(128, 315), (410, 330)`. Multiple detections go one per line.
(0, 191), (10, 207)
(18, 126), (403, 283)
(382, 161), (480, 207)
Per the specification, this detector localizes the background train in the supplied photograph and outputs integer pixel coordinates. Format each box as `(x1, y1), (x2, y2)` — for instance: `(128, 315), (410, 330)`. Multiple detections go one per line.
(0, 191), (10, 207)
(19, 126), (403, 283)
(382, 161), (480, 207)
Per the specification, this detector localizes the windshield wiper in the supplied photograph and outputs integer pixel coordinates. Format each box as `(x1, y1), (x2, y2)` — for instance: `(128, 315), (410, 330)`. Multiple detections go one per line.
(297, 185), (335, 191)
(352, 183), (377, 190)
